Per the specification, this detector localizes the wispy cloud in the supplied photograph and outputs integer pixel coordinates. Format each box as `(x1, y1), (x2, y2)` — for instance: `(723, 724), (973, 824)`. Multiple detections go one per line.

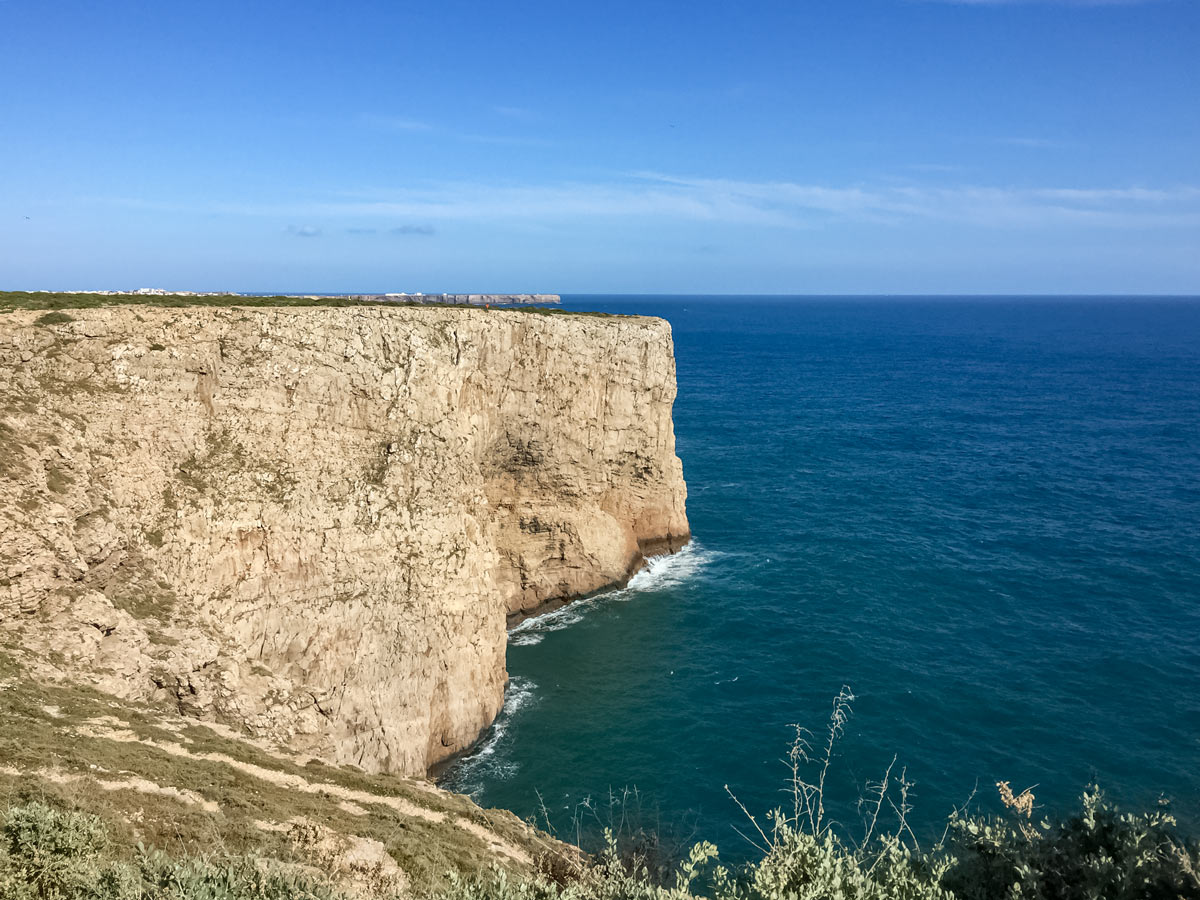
(346, 224), (435, 236)
(994, 136), (1068, 149)
(456, 132), (552, 147)
(107, 175), (1200, 232)
(926, 0), (1155, 5)
(345, 224), (439, 236)
(361, 114), (435, 133)
(493, 105), (536, 121)
(359, 113), (552, 147)
(905, 163), (968, 173)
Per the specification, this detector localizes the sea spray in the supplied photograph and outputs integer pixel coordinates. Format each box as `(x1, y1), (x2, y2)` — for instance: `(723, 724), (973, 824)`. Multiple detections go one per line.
(509, 543), (717, 646)
(445, 543), (716, 795)
(444, 676), (538, 796)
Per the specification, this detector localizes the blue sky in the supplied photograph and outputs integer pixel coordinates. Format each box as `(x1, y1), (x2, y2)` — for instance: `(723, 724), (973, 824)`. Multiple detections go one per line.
(2, 0), (1198, 293)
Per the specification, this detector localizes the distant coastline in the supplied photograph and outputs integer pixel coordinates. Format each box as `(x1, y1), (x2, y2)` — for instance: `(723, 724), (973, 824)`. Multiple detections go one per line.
(17, 288), (561, 306)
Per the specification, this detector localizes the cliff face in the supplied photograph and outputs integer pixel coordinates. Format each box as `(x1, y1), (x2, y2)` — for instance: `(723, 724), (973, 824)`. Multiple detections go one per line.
(0, 306), (688, 775)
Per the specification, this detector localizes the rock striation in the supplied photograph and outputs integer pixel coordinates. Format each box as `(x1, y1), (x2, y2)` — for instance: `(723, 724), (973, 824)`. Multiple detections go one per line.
(0, 305), (688, 776)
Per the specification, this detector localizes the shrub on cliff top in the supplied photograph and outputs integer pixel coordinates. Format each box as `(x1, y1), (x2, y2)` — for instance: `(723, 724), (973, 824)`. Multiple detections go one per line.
(457, 688), (1198, 900)
(0, 802), (351, 900)
(3, 785), (1196, 900)
(1, 802), (135, 900)
(32, 311), (74, 326)
(940, 788), (1198, 900)
(2, 687), (1196, 900)
(0, 291), (623, 318)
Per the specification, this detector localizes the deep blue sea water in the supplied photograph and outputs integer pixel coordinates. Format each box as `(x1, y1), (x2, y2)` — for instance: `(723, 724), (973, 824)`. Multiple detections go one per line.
(443, 296), (1200, 853)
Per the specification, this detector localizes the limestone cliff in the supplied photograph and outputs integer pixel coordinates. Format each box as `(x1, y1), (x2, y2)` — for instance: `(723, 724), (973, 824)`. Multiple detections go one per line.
(0, 305), (688, 776)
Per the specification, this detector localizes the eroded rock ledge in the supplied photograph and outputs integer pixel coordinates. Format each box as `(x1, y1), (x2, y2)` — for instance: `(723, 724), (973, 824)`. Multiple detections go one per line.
(0, 305), (688, 776)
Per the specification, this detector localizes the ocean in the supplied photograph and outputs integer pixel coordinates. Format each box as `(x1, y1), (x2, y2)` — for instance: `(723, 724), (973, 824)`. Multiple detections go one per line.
(442, 296), (1200, 855)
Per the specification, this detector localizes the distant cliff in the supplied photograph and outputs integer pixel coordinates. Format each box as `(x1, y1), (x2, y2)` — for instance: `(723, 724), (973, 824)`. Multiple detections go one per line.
(361, 293), (562, 305)
(0, 304), (688, 775)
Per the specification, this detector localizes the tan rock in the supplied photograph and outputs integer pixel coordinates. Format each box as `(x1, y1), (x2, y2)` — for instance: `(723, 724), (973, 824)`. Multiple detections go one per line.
(0, 306), (688, 775)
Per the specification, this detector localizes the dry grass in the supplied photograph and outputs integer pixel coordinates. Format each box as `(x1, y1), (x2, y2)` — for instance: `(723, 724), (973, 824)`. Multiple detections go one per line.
(0, 654), (573, 895)
(0, 291), (621, 318)
(1, 663), (1195, 900)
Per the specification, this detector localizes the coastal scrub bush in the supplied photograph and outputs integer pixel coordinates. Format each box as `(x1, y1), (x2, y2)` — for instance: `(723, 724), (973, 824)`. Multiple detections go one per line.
(941, 787), (1199, 900)
(0, 803), (352, 900)
(2, 689), (1197, 900)
(535, 787), (699, 888)
(706, 686), (954, 900)
(0, 292), (624, 318)
(32, 312), (73, 326)
(467, 687), (1198, 900)
(711, 688), (1199, 899)
(0, 802), (136, 900)
(136, 849), (344, 900)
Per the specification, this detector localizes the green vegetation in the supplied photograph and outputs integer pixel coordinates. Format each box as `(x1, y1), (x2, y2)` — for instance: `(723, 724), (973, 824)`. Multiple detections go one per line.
(33, 312), (75, 326)
(0, 292), (621, 318)
(449, 785), (1198, 900)
(508, 306), (618, 319)
(43, 465), (72, 495)
(459, 690), (1199, 900)
(0, 423), (30, 480)
(1, 669), (1193, 900)
(0, 657), (568, 897)
(102, 567), (178, 623)
(0, 802), (344, 900)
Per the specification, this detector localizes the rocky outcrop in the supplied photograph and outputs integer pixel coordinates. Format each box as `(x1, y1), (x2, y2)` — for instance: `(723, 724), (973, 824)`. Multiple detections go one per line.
(0, 305), (687, 776)
(365, 294), (561, 305)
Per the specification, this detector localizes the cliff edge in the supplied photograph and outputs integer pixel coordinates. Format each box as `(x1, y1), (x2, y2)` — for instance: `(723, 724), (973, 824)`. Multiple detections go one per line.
(0, 305), (688, 776)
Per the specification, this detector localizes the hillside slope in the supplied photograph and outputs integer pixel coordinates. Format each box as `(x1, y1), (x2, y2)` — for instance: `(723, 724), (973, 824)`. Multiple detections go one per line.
(0, 654), (576, 895)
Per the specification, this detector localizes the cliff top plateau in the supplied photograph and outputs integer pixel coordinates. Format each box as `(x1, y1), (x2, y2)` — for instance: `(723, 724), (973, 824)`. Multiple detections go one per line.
(0, 291), (575, 313)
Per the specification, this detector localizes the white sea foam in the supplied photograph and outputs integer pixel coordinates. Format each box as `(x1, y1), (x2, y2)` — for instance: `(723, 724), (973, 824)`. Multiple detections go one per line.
(441, 676), (538, 795)
(508, 542), (715, 646)
(446, 545), (714, 796)
(471, 675), (537, 759)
